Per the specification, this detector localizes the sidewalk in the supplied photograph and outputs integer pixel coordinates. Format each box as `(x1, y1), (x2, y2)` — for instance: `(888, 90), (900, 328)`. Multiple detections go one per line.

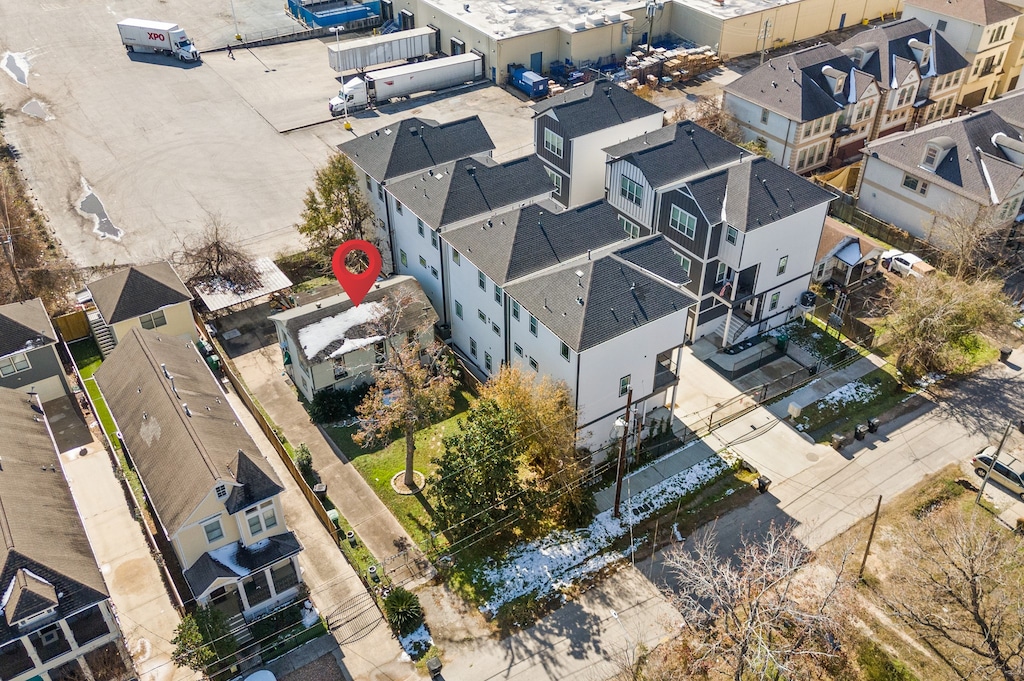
(766, 353), (887, 419)
(593, 439), (716, 513)
(61, 441), (199, 681)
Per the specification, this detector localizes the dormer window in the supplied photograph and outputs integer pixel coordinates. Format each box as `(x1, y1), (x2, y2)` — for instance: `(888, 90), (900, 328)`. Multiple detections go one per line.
(821, 65), (846, 96)
(908, 38), (932, 70)
(215, 483), (227, 499)
(923, 145), (938, 168)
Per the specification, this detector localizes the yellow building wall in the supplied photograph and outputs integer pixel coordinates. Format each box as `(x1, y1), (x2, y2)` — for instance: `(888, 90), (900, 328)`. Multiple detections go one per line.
(110, 302), (197, 345)
(175, 494), (242, 570)
(497, 30), (561, 79)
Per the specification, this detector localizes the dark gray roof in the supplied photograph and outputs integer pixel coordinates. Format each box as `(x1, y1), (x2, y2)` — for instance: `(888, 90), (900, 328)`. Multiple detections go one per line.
(532, 82), (664, 138)
(387, 155), (553, 229)
(184, 532), (301, 598)
(505, 237), (696, 352)
(88, 261), (192, 324)
(604, 121), (748, 188)
(906, 0), (1019, 25)
(95, 327), (283, 537)
(724, 44), (860, 122)
(443, 200), (627, 285)
(838, 19), (968, 86)
(864, 110), (1024, 203)
(0, 298), (57, 358)
(0, 387), (108, 641)
(687, 157), (836, 231)
(974, 90), (1024, 133)
(269, 275), (438, 366)
(338, 116), (495, 182)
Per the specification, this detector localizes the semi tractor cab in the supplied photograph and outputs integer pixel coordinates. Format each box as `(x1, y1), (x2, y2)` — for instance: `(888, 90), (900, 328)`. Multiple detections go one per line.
(117, 19), (201, 62)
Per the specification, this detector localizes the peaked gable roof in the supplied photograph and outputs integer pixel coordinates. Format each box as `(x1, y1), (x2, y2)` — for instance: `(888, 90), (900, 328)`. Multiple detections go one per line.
(88, 261), (192, 325)
(532, 82), (664, 138)
(864, 110), (1024, 203)
(505, 237), (696, 352)
(838, 19), (969, 85)
(338, 116), (495, 182)
(815, 217), (883, 262)
(387, 155), (552, 229)
(687, 157), (836, 231)
(0, 298), (57, 358)
(725, 43), (864, 122)
(974, 90), (1024, 134)
(443, 200), (627, 285)
(906, 0), (1019, 26)
(604, 121), (748, 188)
(0, 387), (108, 640)
(94, 328), (283, 536)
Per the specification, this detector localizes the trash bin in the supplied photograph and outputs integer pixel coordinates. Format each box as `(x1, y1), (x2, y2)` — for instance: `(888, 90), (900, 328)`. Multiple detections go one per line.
(327, 509), (340, 527)
(426, 657), (443, 678)
(868, 417), (881, 434)
(831, 433), (846, 451)
(854, 424), (869, 441)
(347, 530), (357, 547)
(756, 476), (772, 494)
(1000, 346), (1013, 361)
(313, 483), (327, 501)
(776, 333), (789, 352)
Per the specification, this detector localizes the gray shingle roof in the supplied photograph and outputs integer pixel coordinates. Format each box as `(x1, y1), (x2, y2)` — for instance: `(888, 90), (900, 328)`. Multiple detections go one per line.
(906, 0), (1019, 25)
(505, 237), (696, 352)
(974, 90), (1024, 133)
(532, 82), (665, 138)
(183, 532), (301, 598)
(0, 387), (108, 641)
(864, 110), (1024, 203)
(687, 157), (836, 231)
(269, 276), (438, 366)
(838, 19), (968, 86)
(724, 43), (860, 122)
(88, 261), (192, 325)
(338, 116), (495, 182)
(95, 327), (283, 537)
(387, 155), (553, 229)
(0, 298), (57, 358)
(604, 121), (748, 188)
(443, 200), (627, 285)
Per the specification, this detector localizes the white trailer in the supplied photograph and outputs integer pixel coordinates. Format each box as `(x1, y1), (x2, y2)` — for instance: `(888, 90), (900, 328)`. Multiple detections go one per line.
(117, 18), (200, 62)
(328, 27), (437, 72)
(329, 53), (481, 114)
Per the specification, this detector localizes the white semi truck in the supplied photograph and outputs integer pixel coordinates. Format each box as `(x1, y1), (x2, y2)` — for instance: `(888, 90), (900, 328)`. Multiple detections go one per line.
(328, 27), (437, 72)
(117, 19), (201, 62)
(329, 53), (481, 114)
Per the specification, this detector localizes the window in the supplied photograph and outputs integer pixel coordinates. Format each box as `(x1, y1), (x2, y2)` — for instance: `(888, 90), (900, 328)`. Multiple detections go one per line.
(803, 122), (813, 138)
(726, 225), (738, 244)
(529, 357), (539, 371)
(484, 352), (492, 372)
(560, 342), (569, 360)
(215, 484), (227, 499)
(716, 262), (728, 283)
(0, 352), (30, 377)
(417, 219), (425, 236)
(813, 117), (823, 134)
(512, 300), (520, 320)
(455, 301), (463, 319)
(529, 315), (538, 336)
(452, 250), (461, 265)
(492, 322), (501, 336)
(619, 375), (630, 397)
(365, 173), (372, 190)
(203, 518), (224, 543)
(896, 86), (913, 107)
(936, 19), (947, 31)
(334, 357), (348, 379)
(139, 310), (167, 330)
(546, 167), (562, 195)
(815, 142), (827, 164)
(769, 292), (780, 310)
(431, 266), (439, 279)
(431, 231), (438, 249)
(902, 174), (928, 195)
(544, 128), (564, 157)
(777, 255), (788, 275)
(470, 338), (477, 357)
(246, 500), (278, 536)
(999, 197), (1021, 219)
(395, 200), (403, 214)
(760, 107), (770, 124)
(620, 176), (643, 206)
(514, 343), (523, 356)
(797, 149), (808, 170)
(669, 205), (697, 238)
(419, 255), (427, 268)
(494, 284), (502, 304)
(400, 250), (408, 267)
(990, 24), (1008, 43)
(619, 215), (640, 238)
(377, 183), (384, 200)
(679, 255), (691, 277)
(478, 309), (487, 323)
(478, 270), (486, 290)
(923, 145), (938, 168)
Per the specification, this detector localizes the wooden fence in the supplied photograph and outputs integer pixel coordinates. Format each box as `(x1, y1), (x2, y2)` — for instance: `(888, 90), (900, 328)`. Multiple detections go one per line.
(828, 202), (940, 260)
(54, 309), (90, 342)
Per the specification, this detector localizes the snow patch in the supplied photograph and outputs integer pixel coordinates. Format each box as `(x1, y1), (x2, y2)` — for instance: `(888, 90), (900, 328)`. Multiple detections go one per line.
(298, 301), (385, 359)
(207, 540), (270, 577)
(672, 523), (684, 542)
(398, 624), (433, 659)
(1, 52), (30, 86)
(816, 379), (878, 408)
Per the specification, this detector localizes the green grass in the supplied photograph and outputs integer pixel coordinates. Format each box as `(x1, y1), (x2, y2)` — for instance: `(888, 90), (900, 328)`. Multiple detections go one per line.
(794, 367), (912, 441)
(323, 389), (475, 550)
(260, 619), (328, 663)
(293, 275), (333, 294)
(856, 638), (920, 680)
(70, 338), (103, 378)
(83, 378), (118, 445)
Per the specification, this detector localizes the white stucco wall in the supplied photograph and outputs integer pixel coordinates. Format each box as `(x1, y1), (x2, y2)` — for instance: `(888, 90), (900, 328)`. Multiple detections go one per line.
(570, 114), (665, 207)
(723, 92), (798, 168)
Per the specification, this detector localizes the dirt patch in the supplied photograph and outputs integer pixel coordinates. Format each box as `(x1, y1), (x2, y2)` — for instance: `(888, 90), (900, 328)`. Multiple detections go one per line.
(418, 581), (494, 645)
(279, 653), (345, 681)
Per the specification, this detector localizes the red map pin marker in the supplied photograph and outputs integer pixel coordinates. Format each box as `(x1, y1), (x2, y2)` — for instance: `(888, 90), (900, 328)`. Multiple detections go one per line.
(331, 240), (382, 306)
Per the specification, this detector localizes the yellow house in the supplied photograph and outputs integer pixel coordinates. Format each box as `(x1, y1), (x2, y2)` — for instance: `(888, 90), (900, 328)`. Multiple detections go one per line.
(86, 261), (196, 357)
(95, 327), (302, 627)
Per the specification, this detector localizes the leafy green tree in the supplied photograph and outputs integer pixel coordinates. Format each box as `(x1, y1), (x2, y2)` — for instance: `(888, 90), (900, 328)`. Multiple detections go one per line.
(297, 153), (374, 267)
(171, 614), (216, 673)
(429, 399), (532, 541)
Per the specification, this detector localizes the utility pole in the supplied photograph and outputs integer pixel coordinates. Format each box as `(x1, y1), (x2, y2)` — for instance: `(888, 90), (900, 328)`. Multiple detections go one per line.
(759, 18), (773, 65)
(0, 178), (27, 300)
(977, 421), (1015, 505)
(613, 387), (633, 519)
(858, 495), (882, 580)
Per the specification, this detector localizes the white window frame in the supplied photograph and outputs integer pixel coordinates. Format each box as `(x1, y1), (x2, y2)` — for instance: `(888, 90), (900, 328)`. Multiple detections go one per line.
(139, 310), (167, 330)
(769, 292), (780, 310)
(529, 357), (538, 371)
(470, 338), (477, 357)
(452, 250), (461, 265)
(203, 518), (224, 544)
(245, 500), (278, 536)
(512, 300), (520, 320)
(455, 301), (463, 319)
(543, 128), (564, 158)
(529, 315), (538, 336)
(668, 205), (697, 238)
(0, 352), (31, 377)
(478, 270), (486, 290)
(560, 342), (569, 360)
(716, 262), (728, 284)
(726, 225), (738, 245)
(514, 342), (523, 356)
(619, 215), (640, 239)
(546, 168), (562, 195)
(620, 176), (643, 206)
(777, 255), (788, 276)
(679, 255), (691, 277)
(619, 374), (630, 397)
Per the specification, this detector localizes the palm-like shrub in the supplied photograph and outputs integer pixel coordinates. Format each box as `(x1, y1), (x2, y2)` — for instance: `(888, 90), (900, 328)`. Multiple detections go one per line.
(383, 586), (424, 636)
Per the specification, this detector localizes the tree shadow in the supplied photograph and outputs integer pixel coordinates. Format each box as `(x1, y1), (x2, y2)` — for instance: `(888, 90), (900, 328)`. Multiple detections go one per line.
(937, 364), (1024, 437)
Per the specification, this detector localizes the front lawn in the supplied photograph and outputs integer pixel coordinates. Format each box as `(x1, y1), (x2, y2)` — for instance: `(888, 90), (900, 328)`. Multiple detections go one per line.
(70, 338), (103, 378)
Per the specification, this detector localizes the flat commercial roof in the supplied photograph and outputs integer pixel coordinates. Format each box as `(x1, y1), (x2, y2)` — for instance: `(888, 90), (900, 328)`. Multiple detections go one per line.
(671, 0), (809, 21)
(424, 0), (638, 38)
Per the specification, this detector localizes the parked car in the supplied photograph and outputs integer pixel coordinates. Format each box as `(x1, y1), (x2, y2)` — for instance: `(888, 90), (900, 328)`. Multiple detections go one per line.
(972, 446), (1024, 500)
(889, 253), (935, 278)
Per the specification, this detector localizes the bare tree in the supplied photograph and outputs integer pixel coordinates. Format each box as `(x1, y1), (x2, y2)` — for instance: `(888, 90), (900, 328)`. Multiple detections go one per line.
(880, 507), (1024, 681)
(354, 288), (456, 488)
(929, 201), (1007, 280)
(173, 218), (261, 295)
(665, 522), (853, 680)
(671, 95), (742, 144)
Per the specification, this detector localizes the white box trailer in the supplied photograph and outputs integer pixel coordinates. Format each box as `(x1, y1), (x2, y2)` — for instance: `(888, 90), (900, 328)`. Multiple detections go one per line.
(117, 18), (200, 62)
(328, 27), (437, 72)
(330, 53), (481, 113)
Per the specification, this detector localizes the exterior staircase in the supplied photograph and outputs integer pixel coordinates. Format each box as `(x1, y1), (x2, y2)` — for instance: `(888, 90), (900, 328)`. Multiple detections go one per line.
(226, 613), (253, 645)
(713, 314), (752, 348)
(87, 309), (116, 357)
(380, 19), (400, 34)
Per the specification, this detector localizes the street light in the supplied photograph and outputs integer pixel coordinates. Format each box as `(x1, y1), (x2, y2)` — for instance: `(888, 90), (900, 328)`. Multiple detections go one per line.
(613, 387), (632, 518)
(228, 0), (241, 42)
(330, 25), (345, 51)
